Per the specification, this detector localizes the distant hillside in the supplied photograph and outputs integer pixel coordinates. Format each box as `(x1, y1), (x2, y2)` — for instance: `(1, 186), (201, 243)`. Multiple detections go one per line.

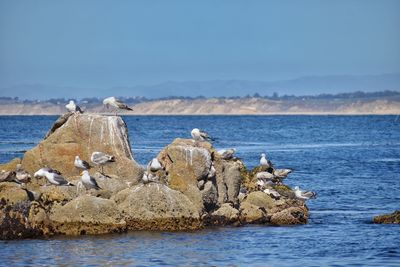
(0, 91), (399, 115)
(0, 74), (399, 99)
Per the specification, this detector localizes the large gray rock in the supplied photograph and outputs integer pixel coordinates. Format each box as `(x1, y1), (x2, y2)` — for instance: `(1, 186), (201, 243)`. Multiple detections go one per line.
(157, 138), (214, 212)
(214, 156), (244, 207)
(20, 113), (143, 183)
(113, 183), (202, 230)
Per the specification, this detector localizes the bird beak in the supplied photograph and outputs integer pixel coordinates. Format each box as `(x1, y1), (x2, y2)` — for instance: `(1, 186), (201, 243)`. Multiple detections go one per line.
(80, 171), (83, 176)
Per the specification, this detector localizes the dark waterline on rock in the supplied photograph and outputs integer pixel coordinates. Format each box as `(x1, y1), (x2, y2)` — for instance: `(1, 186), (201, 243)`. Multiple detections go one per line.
(0, 115), (399, 266)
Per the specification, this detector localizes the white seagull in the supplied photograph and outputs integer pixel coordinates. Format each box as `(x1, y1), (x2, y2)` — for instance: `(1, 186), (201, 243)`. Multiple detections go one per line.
(80, 170), (101, 190)
(91, 151), (115, 174)
(147, 158), (163, 172)
(34, 168), (74, 186)
(256, 171), (275, 180)
(274, 169), (292, 178)
(65, 100), (83, 113)
(142, 171), (158, 184)
(34, 167), (61, 178)
(74, 156), (91, 171)
(103, 97), (133, 114)
(218, 148), (236, 160)
(260, 153), (273, 169)
(15, 164), (31, 184)
(294, 186), (317, 200)
(191, 128), (214, 142)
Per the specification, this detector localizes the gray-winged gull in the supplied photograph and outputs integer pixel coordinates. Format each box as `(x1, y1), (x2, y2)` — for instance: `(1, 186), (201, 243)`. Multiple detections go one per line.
(34, 167), (61, 178)
(91, 151), (115, 175)
(0, 170), (18, 183)
(218, 148), (236, 160)
(260, 153), (273, 169)
(65, 100), (83, 113)
(34, 168), (74, 186)
(74, 156), (91, 171)
(15, 164), (31, 184)
(81, 170), (101, 190)
(256, 171), (275, 180)
(147, 158), (162, 172)
(191, 128), (214, 142)
(294, 186), (317, 200)
(274, 169), (292, 178)
(103, 97), (133, 114)
(263, 188), (281, 199)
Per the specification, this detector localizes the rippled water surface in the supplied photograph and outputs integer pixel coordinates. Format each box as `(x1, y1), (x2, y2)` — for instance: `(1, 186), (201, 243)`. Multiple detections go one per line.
(0, 115), (399, 266)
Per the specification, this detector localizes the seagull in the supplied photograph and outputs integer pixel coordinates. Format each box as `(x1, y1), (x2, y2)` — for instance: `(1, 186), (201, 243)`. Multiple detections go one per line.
(263, 188), (281, 199)
(191, 128), (214, 142)
(207, 163), (216, 179)
(274, 169), (292, 178)
(260, 153), (273, 169)
(142, 171), (158, 184)
(74, 156), (91, 172)
(103, 97), (133, 114)
(218, 148), (236, 160)
(15, 164), (31, 184)
(80, 170), (101, 190)
(91, 151), (115, 175)
(65, 100), (83, 113)
(34, 167), (61, 178)
(34, 168), (74, 186)
(294, 186), (317, 200)
(256, 171), (275, 180)
(147, 158), (162, 172)
(0, 170), (18, 183)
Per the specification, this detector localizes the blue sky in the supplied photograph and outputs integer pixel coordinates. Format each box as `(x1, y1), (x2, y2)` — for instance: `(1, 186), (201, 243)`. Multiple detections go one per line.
(0, 0), (399, 96)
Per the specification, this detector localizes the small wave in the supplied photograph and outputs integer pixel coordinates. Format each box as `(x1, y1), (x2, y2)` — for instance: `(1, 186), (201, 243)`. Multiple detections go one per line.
(0, 141), (36, 145)
(367, 158), (400, 163)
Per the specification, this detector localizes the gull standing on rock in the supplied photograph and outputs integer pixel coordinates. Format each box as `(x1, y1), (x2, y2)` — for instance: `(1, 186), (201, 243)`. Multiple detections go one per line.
(273, 169), (292, 178)
(191, 128), (214, 142)
(74, 156), (91, 173)
(218, 148), (236, 160)
(0, 170), (18, 183)
(256, 171), (275, 180)
(34, 168), (74, 186)
(15, 164), (31, 184)
(294, 186), (317, 200)
(65, 100), (83, 113)
(80, 170), (101, 190)
(91, 151), (115, 175)
(103, 97), (133, 114)
(147, 158), (162, 172)
(260, 153), (273, 169)
(34, 167), (61, 178)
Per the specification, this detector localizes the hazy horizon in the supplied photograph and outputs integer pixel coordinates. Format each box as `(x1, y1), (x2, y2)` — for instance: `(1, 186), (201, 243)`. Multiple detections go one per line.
(1, 0), (400, 98)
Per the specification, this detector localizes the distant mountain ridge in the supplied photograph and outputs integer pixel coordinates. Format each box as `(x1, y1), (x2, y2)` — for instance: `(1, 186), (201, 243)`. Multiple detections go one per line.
(0, 73), (399, 100)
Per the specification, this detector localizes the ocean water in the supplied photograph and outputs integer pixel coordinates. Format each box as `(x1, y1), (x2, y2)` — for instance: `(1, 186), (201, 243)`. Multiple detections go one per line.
(0, 115), (399, 266)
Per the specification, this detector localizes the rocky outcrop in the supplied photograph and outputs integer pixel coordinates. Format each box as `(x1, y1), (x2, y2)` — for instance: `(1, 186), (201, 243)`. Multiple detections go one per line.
(0, 113), (312, 240)
(373, 211), (400, 224)
(113, 183), (202, 230)
(21, 113), (143, 182)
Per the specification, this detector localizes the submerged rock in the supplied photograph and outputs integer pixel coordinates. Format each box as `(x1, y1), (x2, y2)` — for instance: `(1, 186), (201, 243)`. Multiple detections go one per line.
(270, 207), (308, 225)
(21, 113), (143, 182)
(373, 210), (400, 224)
